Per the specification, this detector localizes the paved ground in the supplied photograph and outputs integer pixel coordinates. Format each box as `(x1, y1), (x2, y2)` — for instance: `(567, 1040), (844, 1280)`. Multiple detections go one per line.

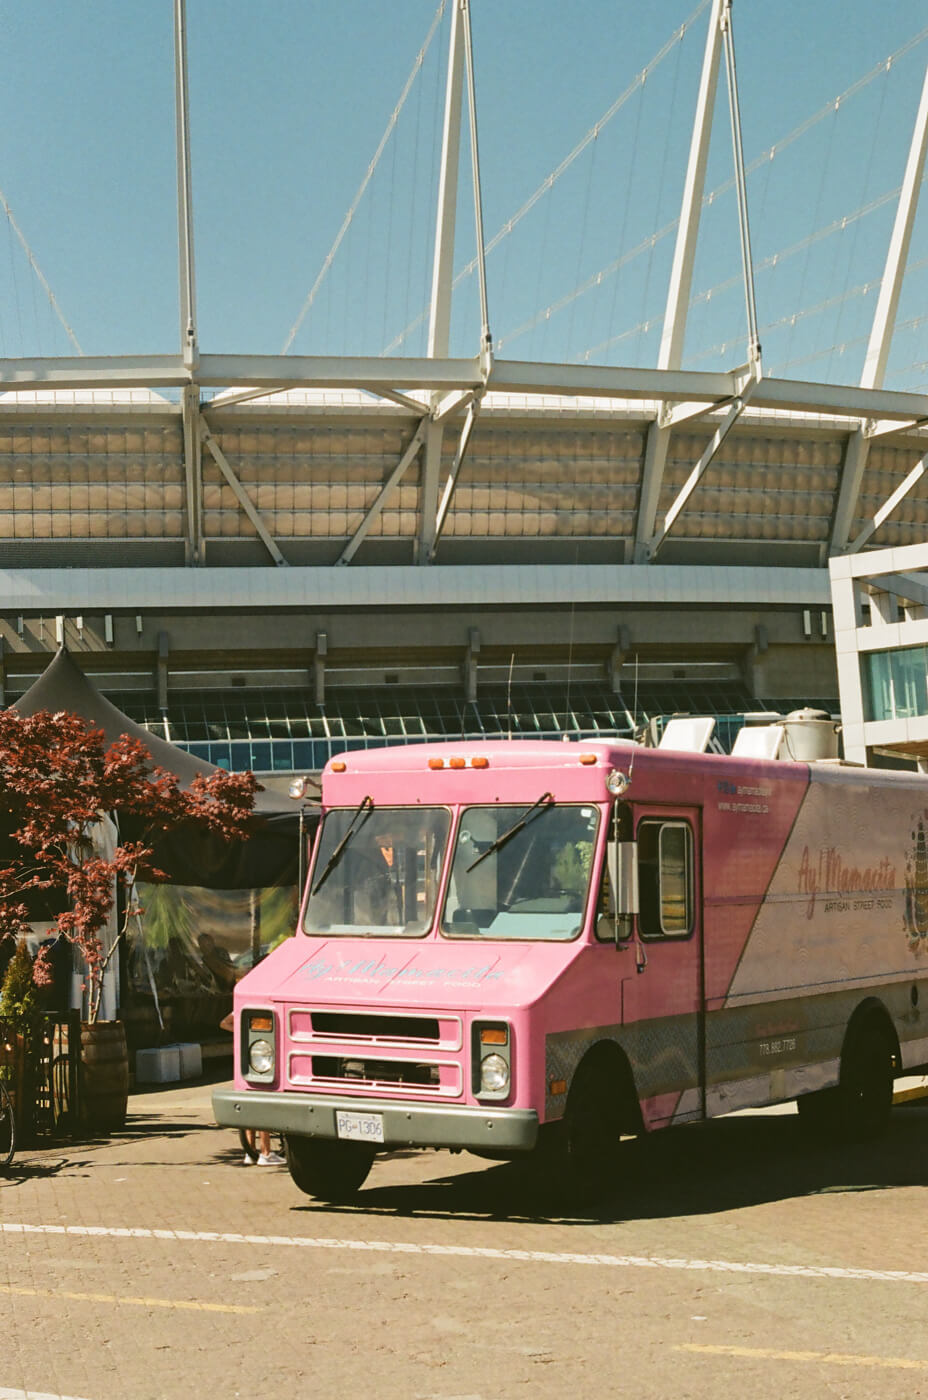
(2, 1071), (928, 1400)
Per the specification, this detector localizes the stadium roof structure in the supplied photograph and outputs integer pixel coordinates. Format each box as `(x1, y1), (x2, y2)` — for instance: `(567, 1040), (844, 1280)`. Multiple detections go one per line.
(0, 1), (925, 771)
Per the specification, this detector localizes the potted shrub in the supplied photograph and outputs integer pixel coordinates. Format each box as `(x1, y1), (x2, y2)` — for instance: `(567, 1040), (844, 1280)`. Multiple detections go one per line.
(0, 709), (257, 1133)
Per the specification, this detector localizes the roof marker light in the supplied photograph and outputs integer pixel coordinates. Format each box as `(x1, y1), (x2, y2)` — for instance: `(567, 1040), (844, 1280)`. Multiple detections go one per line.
(579, 753), (598, 765)
(449, 757), (466, 769)
(331, 760), (346, 773)
(428, 757), (445, 770)
(471, 756), (489, 768)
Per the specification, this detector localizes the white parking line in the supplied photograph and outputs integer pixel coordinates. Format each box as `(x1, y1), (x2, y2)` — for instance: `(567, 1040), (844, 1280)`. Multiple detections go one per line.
(3, 1221), (927, 1285)
(0, 1389), (96, 1400)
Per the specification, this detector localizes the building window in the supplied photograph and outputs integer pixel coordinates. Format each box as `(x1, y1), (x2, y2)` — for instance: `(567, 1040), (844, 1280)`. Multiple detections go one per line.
(865, 647), (928, 722)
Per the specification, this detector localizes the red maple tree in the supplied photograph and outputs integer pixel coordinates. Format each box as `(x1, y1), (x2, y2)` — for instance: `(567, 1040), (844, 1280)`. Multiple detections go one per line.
(0, 709), (257, 1022)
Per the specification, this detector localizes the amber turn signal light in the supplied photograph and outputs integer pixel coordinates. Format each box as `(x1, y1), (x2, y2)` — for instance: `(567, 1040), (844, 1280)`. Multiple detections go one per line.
(480, 1027), (508, 1046)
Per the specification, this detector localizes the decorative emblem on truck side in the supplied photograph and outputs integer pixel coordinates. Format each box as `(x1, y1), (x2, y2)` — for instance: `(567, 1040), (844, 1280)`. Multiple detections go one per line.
(904, 815), (928, 950)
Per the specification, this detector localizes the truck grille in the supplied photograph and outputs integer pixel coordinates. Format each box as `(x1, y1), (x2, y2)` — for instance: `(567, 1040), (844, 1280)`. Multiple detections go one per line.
(306, 1012), (440, 1043)
(286, 1004), (464, 1099)
(312, 1057), (442, 1089)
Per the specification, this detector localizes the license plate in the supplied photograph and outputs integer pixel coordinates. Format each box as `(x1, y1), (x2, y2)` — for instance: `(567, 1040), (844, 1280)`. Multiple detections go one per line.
(335, 1110), (384, 1144)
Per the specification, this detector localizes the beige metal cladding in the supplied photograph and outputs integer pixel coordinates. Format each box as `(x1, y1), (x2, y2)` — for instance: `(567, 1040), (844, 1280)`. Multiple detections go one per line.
(0, 423), (184, 540)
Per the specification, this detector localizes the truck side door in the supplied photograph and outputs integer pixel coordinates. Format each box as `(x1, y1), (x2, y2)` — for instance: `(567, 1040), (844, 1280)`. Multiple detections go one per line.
(621, 806), (703, 1129)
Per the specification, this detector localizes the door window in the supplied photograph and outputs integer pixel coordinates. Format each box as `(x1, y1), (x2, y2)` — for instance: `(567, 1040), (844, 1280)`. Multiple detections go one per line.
(637, 820), (694, 939)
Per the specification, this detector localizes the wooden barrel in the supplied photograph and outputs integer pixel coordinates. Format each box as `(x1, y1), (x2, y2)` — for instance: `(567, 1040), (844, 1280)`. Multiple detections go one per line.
(79, 1021), (128, 1132)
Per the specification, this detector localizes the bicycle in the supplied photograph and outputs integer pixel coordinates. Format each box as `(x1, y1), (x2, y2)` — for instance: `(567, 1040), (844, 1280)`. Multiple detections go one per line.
(0, 1080), (15, 1169)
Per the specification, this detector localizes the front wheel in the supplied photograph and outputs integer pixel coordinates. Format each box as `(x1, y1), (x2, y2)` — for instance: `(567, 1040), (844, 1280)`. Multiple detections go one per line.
(284, 1134), (375, 1202)
(0, 1081), (16, 1168)
(559, 1061), (626, 1199)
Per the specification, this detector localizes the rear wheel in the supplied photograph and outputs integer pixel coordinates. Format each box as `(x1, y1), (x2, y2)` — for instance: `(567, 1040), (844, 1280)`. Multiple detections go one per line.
(838, 1023), (894, 1140)
(798, 1022), (894, 1142)
(284, 1134), (375, 1202)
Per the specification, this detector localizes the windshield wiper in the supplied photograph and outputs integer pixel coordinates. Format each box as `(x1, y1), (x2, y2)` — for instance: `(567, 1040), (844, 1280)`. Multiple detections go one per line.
(311, 795), (373, 895)
(466, 792), (554, 873)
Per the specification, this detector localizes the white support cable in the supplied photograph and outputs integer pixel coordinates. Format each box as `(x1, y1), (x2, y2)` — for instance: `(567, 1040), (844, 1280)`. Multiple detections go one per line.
(499, 219), (678, 353)
(387, 12), (928, 361)
(690, 279), (879, 365)
(510, 26), (928, 366)
(581, 182), (921, 366)
(282, 0), (446, 355)
(768, 306), (928, 379)
(0, 187), (83, 354)
(381, 0), (709, 355)
(703, 22), (928, 207)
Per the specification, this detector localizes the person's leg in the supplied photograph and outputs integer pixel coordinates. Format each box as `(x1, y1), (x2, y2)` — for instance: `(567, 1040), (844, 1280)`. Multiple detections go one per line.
(257, 1129), (285, 1166)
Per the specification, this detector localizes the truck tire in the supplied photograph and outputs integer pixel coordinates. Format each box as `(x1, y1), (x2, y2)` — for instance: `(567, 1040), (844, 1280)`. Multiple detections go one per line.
(284, 1134), (376, 1201)
(560, 1056), (626, 1199)
(837, 1022), (894, 1140)
(798, 1022), (894, 1142)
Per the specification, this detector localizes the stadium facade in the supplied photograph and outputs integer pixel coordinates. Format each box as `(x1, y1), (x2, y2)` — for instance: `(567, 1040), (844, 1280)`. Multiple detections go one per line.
(1, 0), (927, 778)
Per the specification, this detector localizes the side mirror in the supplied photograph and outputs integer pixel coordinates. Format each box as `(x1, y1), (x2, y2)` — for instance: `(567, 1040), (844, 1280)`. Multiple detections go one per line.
(606, 840), (639, 915)
(604, 840), (638, 946)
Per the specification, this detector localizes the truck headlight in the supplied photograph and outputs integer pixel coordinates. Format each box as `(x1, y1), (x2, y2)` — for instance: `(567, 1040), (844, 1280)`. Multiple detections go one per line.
(480, 1053), (509, 1094)
(248, 1039), (274, 1076)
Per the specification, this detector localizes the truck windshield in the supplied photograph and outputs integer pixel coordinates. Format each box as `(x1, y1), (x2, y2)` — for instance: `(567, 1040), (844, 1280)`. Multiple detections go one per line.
(441, 804), (600, 941)
(303, 806), (451, 937)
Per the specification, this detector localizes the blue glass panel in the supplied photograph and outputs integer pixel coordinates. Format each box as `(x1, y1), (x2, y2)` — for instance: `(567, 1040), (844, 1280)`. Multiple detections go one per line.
(292, 740), (314, 770)
(209, 743), (231, 771)
(250, 742), (272, 772)
(271, 741), (294, 770)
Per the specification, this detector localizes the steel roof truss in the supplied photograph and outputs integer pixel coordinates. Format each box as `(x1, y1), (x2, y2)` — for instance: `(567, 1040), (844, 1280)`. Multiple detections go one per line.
(335, 420), (428, 566)
(848, 449), (928, 553)
(648, 387), (753, 559)
(200, 421), (288, 567)
(430, 398), (480, 560)
(868, 572), (928, 610)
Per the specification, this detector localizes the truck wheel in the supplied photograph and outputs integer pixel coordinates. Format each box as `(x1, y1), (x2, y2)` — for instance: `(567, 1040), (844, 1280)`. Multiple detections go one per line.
(796, 1085), (839, 1138)
(561, 1060), (624, 1199)
(798, 1023), (894, 1142)
(837, 1023), (894, 1140)
(284, 1135), (376, 1202)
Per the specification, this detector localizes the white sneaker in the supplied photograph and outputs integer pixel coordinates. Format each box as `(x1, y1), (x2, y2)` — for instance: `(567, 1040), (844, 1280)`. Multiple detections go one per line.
(257, 1150), (286, 1166)
(243, 1152), (255, 1165)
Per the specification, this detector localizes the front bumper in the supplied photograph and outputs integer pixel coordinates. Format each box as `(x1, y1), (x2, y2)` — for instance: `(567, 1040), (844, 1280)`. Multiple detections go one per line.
(213, 1086), (538, 1153)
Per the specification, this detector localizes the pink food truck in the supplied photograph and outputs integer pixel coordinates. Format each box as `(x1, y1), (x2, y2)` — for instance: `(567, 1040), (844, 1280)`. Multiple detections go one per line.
(213, 734), (928, 1201)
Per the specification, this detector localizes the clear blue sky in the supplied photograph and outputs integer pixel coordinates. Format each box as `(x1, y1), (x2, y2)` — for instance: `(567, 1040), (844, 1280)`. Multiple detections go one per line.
(0, 0), (925, 389)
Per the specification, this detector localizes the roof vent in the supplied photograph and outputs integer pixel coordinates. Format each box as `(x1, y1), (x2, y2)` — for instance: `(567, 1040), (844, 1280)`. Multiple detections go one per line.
(657, 716), (716, 753)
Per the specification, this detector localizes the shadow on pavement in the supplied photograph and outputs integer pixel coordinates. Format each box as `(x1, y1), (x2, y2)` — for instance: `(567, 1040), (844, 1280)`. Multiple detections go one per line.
(290, 1101), (928, 1226)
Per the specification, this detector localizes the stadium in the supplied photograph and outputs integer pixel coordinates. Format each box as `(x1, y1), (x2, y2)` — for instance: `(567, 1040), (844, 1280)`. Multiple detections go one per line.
(0, 0), (926, 1039)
